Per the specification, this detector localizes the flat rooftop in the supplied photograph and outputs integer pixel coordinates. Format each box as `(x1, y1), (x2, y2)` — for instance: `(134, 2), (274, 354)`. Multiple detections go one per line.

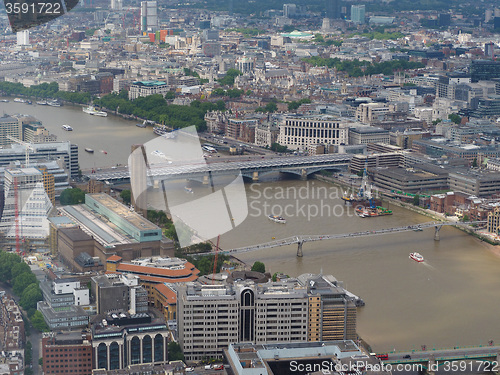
(87, 193), (159, 232)
(59, 205), (135, 247)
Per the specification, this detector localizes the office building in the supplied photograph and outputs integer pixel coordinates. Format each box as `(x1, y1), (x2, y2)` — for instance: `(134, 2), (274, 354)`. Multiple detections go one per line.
(16, 30), (29, 46)
(91, 274), (148, 314)
(0, 168), (53, 241)
(42, 331), (93, 375)
(140, 1), (157, 32)
(470, 60), (500, 82)
(0, 141), (78, 178)
(91, 312), (169, 370)
(0, 115), (21, 147)
(38, 278), (91, 330)
(326, 0), (341, 19)
(178, 274), (358, 362)
(348, 127), (389, 145)
(105, 256), (199, 304)
(128, 81), (169, 100)
(57, 194), (173, 264)
(351, 4), (365, 24)
(283, 3), (297, 18)
(225, 341), (365, 375)
(277, 115), (351, 152)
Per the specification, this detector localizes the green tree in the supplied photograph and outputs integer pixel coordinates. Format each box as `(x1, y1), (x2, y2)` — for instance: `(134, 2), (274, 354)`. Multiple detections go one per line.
(59, 188), (85, 205)
(448, 113), (461, 124)
(272, 272), (278, 282)
(270, 143), (288, 153)
(251, 261), (266, 273)
(12, 272), (37, 296)
(120, 190), (131, 205)
(20, 283), (42, 315)
(168, 342), (185, 361)
(413, 194), (420, 206)
(31, 310), (49, 332)
(472, 158), (478, 168)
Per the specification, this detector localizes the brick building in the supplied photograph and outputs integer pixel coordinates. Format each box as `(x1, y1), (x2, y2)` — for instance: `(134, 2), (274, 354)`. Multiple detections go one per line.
(42, 331), (93, 375)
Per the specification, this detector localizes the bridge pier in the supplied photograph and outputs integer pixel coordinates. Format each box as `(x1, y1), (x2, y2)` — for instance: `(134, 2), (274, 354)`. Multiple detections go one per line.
(252, 171), (259, 182)
(300, 169), (308, 181)
(153, 180), (159, 189)
(297, 241), (303, 257)
(434, 225), (442, 241)
(427, 355), (436, 375)
(202, 175), (210, 185)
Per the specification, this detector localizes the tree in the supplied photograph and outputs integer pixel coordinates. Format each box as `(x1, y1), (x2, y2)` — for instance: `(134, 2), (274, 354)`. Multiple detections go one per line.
(272, 272), (278, 282)
(168, 342), (184, 361)
(413, 194), (420, 206)
(59, 188), (85, 205)
(251, 261), (265, 273)
(31, 310), (49, 332)
(20, 283), (42, 315)
(120, 190), (131, 205)
(472, 158), (478, 168)
(270, 143), (288, 153)
(12, 272), (37, 296)
(448, 113), (461, 124)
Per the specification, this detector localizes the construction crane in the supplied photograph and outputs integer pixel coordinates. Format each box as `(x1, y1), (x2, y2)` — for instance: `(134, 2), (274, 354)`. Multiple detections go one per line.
(212, 235), (220, 284)
(7, 136), (34, 166)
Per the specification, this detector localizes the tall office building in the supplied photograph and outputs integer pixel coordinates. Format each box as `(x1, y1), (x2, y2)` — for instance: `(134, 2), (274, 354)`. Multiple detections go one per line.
(110, 0), (122, 10)
(140, 1), (158, 33)
(351, 4), (365, 24)
(0, 115), (21, 147)
(177, 274), (357, 361)
(326, 0), (341, 19)
(283, 3), (297, 18)
(16, 30), (29, 46)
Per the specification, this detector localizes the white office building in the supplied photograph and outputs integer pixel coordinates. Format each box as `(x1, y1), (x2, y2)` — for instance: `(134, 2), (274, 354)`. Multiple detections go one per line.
(277, 115), (351, 151)
(140, 1), (158, 32)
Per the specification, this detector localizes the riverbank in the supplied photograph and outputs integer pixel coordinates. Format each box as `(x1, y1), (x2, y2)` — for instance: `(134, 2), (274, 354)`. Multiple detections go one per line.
(314, 173), (499, 249)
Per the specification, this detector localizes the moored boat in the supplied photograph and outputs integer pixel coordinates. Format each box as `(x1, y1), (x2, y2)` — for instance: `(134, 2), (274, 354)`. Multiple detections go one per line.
(268, 215), (286, 224)
(409, 252), (424, 262)
(14, 98), (26, 103)
(36, 100), (48, 105)
(184, 186), (194, 193)
(47, 100), (61, 107)
(83, 106), (107, 117)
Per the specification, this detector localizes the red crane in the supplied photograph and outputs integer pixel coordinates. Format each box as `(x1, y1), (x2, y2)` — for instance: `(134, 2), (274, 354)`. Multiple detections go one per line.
(212, 235), (220, 284)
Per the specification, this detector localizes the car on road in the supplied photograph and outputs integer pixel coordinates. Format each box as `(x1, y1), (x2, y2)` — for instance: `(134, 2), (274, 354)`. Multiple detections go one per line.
(185, 367), (195, 372)
(204, 364), (212, 370)
(403, 355), (411, 359)
(214, 364), (224, 370)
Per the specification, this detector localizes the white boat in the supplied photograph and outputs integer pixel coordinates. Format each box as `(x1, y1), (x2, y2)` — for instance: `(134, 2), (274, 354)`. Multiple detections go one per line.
(83, 106), (108, 117)
(0, 99), (9, 103)
(85, 148), (94, 153)
(409, 252), (424, 262)
(268, 215), (286, 224)
(14, 98), (26, 103)
(184, 187), (194, 193)
(47, 100), (61, 107)
(62, 124), (73, 131)
(36, 100), (48, 105)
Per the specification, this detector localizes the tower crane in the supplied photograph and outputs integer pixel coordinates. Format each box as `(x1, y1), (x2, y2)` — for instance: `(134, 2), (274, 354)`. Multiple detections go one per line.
(6, 136), (34, 166)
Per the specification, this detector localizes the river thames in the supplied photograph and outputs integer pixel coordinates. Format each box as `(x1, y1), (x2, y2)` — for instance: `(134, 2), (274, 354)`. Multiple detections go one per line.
(3, 101), (500, 353)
